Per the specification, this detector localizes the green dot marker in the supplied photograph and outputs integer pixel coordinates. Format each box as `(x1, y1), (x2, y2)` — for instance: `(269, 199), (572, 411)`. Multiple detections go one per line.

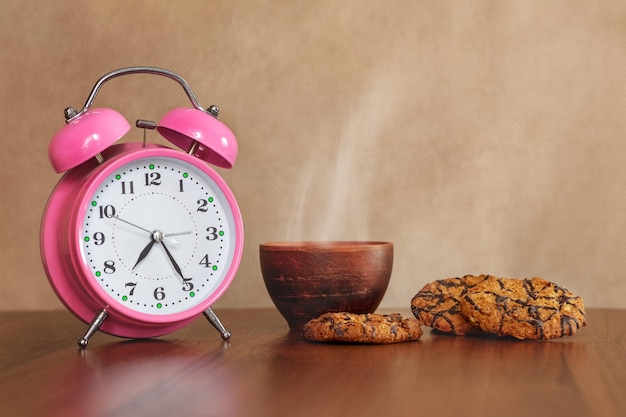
(156, 303), (162, 309)
(91, 201), (97, 207)
(84, 236), (90, 242)
(190, 291), (195, 298)
(218, 230), (224, 237)
(212, 265), (218, 271)
(183, 172), (189, 178)
(208, 197), (214, 203)
(115, 174), (121, 180)
(149, 164), (155, 170)
(95, 271), (101, 277)
(122, 295), (128, 301)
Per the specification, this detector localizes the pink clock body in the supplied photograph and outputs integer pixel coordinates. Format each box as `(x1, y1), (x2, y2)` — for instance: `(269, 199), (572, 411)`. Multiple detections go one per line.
(40, 143), (244, 339)
(41, 67), (243, 346)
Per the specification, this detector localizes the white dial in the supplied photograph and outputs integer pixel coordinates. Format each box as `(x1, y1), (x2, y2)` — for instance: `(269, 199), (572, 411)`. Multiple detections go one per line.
(80, 155), (238, 316)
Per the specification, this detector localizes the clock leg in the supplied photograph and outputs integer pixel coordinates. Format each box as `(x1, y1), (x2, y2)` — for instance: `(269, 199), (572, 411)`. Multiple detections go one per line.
(203, 307), (231, 341)
(78, 309), (109, 348)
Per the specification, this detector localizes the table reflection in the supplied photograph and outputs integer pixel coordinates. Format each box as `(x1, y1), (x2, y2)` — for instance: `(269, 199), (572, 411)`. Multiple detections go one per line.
(68, 339), (237, 416)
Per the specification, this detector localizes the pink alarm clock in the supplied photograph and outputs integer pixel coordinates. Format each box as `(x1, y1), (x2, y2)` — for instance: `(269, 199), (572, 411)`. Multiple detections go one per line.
(40, 67), (244, 347)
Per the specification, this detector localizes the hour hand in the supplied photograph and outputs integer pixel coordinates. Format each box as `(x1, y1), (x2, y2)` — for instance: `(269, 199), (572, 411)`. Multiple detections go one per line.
(132, 239), (156, 270)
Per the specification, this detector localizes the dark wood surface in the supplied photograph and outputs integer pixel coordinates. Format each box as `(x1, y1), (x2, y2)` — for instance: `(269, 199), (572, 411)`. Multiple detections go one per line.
(0, 308), (624, 417)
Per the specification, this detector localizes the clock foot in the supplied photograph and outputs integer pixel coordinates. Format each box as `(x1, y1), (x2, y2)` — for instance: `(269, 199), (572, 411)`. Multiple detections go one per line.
(77, 309), (109, 348)
(203, 307), (231, 341)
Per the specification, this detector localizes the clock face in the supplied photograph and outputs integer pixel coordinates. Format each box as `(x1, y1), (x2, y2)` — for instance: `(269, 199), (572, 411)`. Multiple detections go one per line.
(78, 153), (239, 317)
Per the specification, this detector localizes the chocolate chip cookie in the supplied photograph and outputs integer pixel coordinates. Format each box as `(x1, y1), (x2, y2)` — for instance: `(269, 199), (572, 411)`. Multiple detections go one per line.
(302, 312), (423, 344)
(411, 275), (490, 335)
(459, 276), (587, 340)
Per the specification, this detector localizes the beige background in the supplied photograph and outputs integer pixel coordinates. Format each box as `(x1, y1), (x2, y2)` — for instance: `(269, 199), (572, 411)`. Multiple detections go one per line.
(1, 1), (625, 311)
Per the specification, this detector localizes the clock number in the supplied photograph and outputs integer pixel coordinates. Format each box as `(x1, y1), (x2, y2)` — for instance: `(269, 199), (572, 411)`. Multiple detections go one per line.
(93, 232), (105, 246)
(125, 282), (137, 296)
(197, 199), (208, 212)
(145, 172), (161, 186)
(199, 254), (212, 268)
(182, 277), (194, 292)
(99, 205), (116, 218)
(153, 287), (165, 300)
(206, 227), (219, 241)
(179, 179), (185, 192)
(103, 260), (116, 274)
(121, 181), (134, 194)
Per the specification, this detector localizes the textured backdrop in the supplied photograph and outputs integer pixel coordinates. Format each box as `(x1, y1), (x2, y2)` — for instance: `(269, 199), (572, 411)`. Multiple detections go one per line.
(1, 1), (625, 311)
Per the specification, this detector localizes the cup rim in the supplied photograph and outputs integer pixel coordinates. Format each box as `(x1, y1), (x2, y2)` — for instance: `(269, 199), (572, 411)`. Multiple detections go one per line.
(259, 241), (392, 251)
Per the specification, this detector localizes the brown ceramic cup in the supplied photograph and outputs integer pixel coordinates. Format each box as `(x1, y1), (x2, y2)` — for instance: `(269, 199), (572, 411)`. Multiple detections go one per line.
(260, 241), (393, 331)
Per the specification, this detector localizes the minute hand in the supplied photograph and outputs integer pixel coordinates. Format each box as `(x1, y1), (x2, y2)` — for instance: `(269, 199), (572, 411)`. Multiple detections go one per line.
(160, 241), (186, 280)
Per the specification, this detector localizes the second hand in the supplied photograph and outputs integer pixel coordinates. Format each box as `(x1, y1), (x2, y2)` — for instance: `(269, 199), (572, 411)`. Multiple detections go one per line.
(114, 216), (192, 240)
(114, 216), (152, 235)
(114, 216), (189, 244)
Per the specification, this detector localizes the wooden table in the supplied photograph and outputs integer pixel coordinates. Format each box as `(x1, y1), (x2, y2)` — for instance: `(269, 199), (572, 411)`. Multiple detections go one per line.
(0, 308), (624, 417)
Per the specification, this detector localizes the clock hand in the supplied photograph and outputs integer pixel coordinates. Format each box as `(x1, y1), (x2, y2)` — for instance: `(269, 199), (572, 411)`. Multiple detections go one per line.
(159, 240), (187, 282)
(164, 230), (192, 238)
(114, 216), (152, 235)
(160, 241), (194, 291)
(133, 229), (185, 271)
(116, 216), (182, 244)
(162, 230), (192, 245)
(132, 239), (156, 270)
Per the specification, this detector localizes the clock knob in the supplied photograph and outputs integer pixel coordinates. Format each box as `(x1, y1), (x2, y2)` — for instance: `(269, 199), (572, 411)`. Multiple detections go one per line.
(157, 107), (238, 169)
(49, 108), (131, 172)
